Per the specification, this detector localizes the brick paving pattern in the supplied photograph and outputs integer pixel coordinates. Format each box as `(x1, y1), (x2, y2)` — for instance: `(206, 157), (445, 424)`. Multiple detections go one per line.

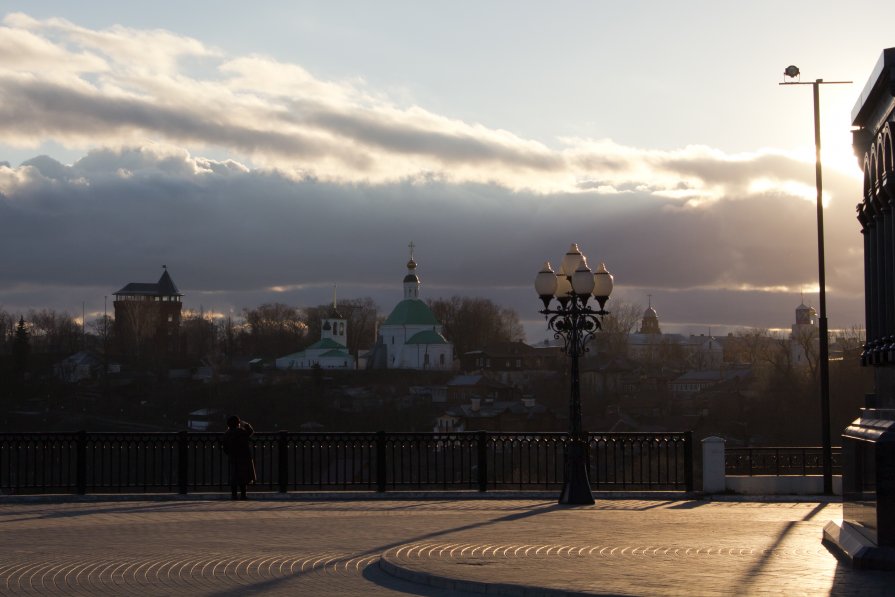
(1, 496), (893, 595)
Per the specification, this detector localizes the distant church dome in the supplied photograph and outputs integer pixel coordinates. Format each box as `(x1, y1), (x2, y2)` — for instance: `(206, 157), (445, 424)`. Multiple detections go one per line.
(404, 257), (420, 283)
(639, 297), (661, 335)
(795, 302), (817, 325)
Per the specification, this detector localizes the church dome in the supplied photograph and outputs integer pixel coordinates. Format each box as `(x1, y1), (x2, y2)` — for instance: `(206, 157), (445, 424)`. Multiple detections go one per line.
(407, 259), (417, 270)
(639, 299), (661, 334)
(403, 273), (420, 283)
(795, 302), (817, 325)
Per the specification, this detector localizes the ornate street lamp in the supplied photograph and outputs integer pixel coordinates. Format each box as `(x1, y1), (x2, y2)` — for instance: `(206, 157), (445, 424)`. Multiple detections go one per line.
(535, 243), (613, 505)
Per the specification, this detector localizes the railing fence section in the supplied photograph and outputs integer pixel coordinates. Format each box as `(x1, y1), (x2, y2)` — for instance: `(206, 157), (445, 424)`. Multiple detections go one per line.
(0, 430), (694, 496)
(725, 446), (843, 476)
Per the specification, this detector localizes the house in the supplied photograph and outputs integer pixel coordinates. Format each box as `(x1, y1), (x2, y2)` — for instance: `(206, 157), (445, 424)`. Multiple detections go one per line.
(54, 351), (102, 383)
(434, 397), (557, 432)
(669, 367), (751, 398)
(446, 374), (520, 403)
(460, 341), (562, 386)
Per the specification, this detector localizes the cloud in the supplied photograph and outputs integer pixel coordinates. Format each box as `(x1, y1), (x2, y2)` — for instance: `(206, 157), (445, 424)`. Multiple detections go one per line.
(0, 144), (864, 330)
(0, 13), (867, 333)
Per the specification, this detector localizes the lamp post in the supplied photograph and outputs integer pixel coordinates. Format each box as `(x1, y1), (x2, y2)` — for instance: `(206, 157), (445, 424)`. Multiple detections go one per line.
(535, 243), (613, 505)
(780, 66), (851, 495)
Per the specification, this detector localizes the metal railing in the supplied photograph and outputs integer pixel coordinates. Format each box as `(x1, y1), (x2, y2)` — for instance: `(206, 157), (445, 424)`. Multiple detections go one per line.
(0, 430), (694, 495)
(725, 446), (843, 476)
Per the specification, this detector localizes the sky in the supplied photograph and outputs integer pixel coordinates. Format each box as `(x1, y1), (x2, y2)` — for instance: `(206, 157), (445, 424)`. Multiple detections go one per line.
(0, 1), (892, 343)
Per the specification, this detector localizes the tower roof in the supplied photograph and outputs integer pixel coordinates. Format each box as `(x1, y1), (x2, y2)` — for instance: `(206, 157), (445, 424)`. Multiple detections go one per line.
(115, 268), (182, 297)
(157, 269), (181, 295)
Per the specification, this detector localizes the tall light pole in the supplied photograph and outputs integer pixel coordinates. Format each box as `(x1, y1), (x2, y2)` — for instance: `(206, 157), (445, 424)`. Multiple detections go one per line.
(780, 66), (851, 495)
(535, 243), (613, 504)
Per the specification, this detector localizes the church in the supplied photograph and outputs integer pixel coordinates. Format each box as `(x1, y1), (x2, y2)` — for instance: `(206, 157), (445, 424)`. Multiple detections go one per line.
(369, 245), (454, 370)
(275, 298), (354, 370)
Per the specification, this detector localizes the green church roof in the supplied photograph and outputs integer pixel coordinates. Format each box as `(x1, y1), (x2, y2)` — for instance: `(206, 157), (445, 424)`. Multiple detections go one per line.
(319, 349), (351, 358)
(406, 330), (449, 345)
(306, 338), (347, 351)
(383, 299), (440, 326)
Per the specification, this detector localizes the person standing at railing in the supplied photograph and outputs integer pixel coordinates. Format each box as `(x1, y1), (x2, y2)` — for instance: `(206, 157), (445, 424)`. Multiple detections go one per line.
(222, 415), (256, 500)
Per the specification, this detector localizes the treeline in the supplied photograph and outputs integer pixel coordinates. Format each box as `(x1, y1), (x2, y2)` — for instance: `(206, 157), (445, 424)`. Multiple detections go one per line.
(0, 295), (524, 366)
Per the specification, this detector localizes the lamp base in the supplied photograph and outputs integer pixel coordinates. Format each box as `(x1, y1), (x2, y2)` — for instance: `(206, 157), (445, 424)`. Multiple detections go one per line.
(558, 440), (595, 505)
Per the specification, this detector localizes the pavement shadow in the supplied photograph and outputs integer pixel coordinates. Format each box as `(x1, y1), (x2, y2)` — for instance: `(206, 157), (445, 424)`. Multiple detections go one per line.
(665, 500), (707, 510)
(734, 503), (839, 595)
(0, 500), (201, 523)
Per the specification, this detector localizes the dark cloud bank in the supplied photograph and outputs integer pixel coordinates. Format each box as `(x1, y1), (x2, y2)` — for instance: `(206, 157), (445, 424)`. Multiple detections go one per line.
(0, 148), (866, 339)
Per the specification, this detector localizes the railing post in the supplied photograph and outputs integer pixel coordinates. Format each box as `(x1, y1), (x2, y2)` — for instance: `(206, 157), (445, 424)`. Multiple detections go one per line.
(177, 431), (188, 495)
(477, 431), (488, 492)
(701, 436), (726, 494)
(376, 431), (386, 493)
(76, 430), (87, 495)
(278, 431), (289, 493)
(684, 431), (694, 492)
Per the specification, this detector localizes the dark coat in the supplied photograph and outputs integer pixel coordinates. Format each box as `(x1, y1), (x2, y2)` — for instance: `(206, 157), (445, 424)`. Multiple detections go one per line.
(222, 423), (256, 485)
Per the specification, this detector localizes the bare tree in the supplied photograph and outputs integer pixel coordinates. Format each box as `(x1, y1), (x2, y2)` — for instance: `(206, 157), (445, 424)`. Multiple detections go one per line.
(834, 325), (865, 358)
(791, 324), (820, 378)
(0, 308), (14, 353)
(180, 310), (218, 361)
(427, 296), (525, 356)
(241, 303), (307, 357)
(597, 300), (643, 359)
(26, 309), (81, 355)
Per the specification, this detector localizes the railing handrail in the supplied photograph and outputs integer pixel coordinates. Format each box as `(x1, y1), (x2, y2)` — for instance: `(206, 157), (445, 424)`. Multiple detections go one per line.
(726, 445), (843, 451)
(1, 430), (694, 496)
(724, 445), (843, 477)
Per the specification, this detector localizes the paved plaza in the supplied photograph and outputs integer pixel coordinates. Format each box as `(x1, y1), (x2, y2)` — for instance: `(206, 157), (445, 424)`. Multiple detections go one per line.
(1, 494), (894, 596)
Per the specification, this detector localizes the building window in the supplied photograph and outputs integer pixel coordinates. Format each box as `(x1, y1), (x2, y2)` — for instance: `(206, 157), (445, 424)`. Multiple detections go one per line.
(440, 354), (445, 365)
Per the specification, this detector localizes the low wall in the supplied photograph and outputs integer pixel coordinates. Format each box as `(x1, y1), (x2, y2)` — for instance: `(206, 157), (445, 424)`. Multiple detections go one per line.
(726, 475), (842, 496)
(702, 436), (843, 496)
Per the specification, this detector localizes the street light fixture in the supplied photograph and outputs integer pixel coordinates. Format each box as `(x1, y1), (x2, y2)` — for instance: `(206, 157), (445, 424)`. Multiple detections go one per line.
(535, 243), (613, 505)
(780, 67), (851, 495)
